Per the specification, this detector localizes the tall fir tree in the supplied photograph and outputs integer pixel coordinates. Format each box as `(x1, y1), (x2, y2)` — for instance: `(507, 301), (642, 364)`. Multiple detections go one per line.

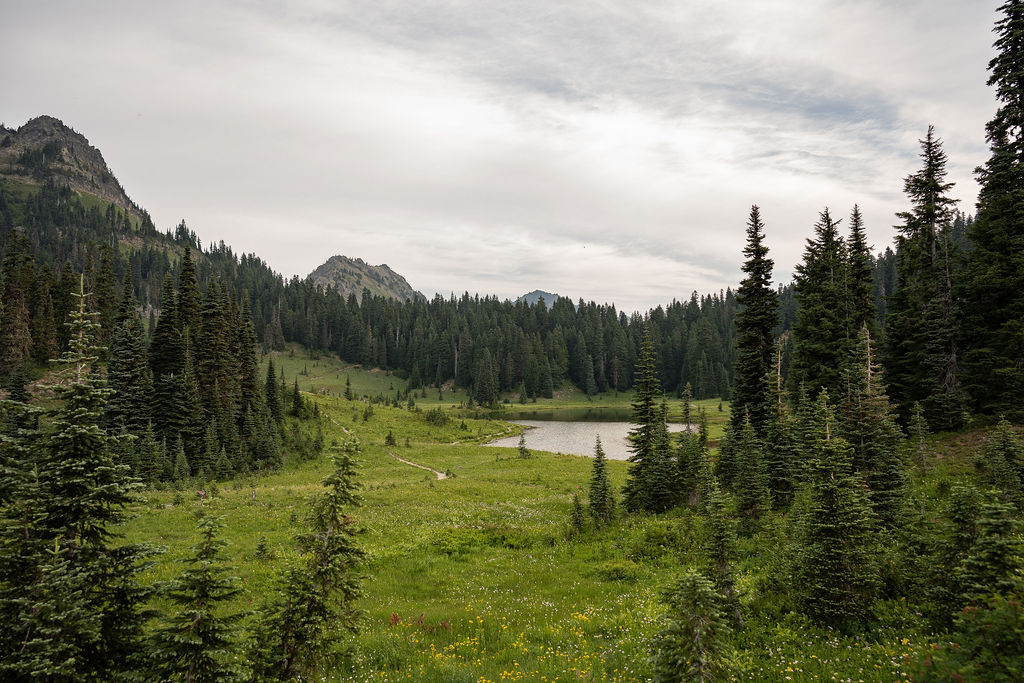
(790, 208), (849, 400)
(791, 391), (879, 631)
(961, 0), (1024, 419)
(649, 570), (731, 683)
(731, 205), (779, 435)
(623, 326), (663, 513)
(106, 277), (153, 436)
(884, 126), (965, 429)
(845, 205), (877, 339)
(840, 326), (907, 529)
(763, 339), (797, 508)
(588, 436), (615, 526)
(150, 513), (246, 683)
(704, 484), (744, 628)
(252, 439), (365, 680)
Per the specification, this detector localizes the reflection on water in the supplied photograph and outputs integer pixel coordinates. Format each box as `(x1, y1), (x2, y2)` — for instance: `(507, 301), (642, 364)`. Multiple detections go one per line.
(485, 420), (687, 460)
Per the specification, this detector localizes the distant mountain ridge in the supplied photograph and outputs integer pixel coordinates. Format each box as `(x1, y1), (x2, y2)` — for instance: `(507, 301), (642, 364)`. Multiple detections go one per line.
(308, 255), (422, 302)
(0, 115), (143, 221)
(518, 290), (560, 307)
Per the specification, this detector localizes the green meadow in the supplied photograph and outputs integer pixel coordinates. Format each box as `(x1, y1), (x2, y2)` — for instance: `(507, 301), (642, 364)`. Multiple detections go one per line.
(123, 347), (959, 681)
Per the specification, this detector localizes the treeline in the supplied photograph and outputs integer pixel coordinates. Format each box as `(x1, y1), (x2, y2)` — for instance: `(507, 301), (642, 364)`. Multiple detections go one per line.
(0, 178), (753, 402)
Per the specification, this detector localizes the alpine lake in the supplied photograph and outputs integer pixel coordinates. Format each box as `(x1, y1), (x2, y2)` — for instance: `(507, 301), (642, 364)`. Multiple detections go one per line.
(483, 407), (688, 460)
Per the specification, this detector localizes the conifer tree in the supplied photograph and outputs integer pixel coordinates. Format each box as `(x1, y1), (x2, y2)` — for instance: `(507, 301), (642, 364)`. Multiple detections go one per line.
(733, 416), (770, 523)
(973, 418), (1024, 507)
(0, 232), (34, 374)
(845, 205), (877, 339)
(236, 293), (263, 440)
(174, 437), (190, 482)
(140, 421), (162, 484)
(106, 277), (153, 436)
(176, 247), (202, 337)
(763, 340), (796, 507)
(961, 0), (1024, 419)
(252, 439), (365, 680)
(645, 401), (678, 513)
(790, 209), (849, 400)
(588, 436), (615, 526)
(884, 126), (965, 428)
(266, 358), (283, 425)
(731, 205), (778, 435)
(623, 326), (663, 512)
(791, 391), (879, 631)
(150, 513), (246, 683)
(151, 274), (184, 440)
(704, 484), (744, 628)
(649, 570), (731, 683)
(955, 499), (1022, 604)
(176, 333), (206, 464)
(840, 326), (907, 529)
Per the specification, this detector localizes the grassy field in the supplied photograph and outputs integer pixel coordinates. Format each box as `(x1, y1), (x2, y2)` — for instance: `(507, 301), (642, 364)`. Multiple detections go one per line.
(124, 354), (959, 681)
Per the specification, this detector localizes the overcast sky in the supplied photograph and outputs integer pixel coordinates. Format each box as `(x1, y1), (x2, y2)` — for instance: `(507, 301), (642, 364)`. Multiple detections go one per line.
(1, 0), (1000, 312)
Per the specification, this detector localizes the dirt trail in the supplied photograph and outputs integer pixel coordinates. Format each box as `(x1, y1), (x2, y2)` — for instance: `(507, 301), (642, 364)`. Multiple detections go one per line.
(387, 451), (447, 480)
(319, 398), (445, 479)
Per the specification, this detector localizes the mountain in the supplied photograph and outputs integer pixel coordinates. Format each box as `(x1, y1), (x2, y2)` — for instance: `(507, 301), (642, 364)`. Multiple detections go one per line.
(0, 115), (143, 221)
(308, 255), (422, 302)
(518, 290), (560, 307)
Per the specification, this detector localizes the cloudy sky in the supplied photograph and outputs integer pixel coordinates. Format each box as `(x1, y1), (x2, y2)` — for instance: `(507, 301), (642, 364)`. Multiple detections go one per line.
(1, 0), (1000, 312)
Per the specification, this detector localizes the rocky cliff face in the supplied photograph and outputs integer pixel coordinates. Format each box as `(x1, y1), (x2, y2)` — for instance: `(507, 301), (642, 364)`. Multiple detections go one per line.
(308, 254), (422, 302)
(0, 115), (141, 219)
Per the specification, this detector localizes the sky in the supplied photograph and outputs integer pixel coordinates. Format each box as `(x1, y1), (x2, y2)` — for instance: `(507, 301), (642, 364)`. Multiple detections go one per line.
(1, 0), (1001, 313)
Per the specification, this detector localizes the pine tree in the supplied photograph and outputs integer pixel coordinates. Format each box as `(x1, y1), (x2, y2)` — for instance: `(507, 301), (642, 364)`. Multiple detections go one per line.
(845, 205), (877, 339)
(106, 277), (153, 436)
(150, 513), (246, 683)
(0, 232), (34, 374)
(961, 0), (1024, 419)
(236, 293), (263, 442)
(704, 484), (744, 628)
(733, 416), (770, 523)
(973, 418), (1024, 507)
(790, 208), (849, 400)
(645, 401), (678, 513)
(588, 436), (615, 526)
(151, 274), (184, 440)
(176, 247), (202, 337)
(731, 205), (779, 435)
(955, 499), (1022, 604)
(763, 340), (796, 507)
(251, 439), (365, 680)
(791, 391), (879, 631)
(885, 126), (965, 428)
(649, 570), (731, 683)
(840, 326), (907, 529)
(623, 326), (663, 512)
(568, 491), (586, 536)
(266, 358), (283, 425)
(173, 439), (190, 482)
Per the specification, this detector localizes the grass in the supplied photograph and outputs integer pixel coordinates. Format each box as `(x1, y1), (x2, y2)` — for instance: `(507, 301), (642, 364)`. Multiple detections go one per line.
(123, 365), (961, 681)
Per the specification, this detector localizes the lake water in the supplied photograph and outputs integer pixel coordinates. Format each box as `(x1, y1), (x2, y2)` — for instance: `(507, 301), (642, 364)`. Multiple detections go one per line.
(485, 420), (687, 460)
